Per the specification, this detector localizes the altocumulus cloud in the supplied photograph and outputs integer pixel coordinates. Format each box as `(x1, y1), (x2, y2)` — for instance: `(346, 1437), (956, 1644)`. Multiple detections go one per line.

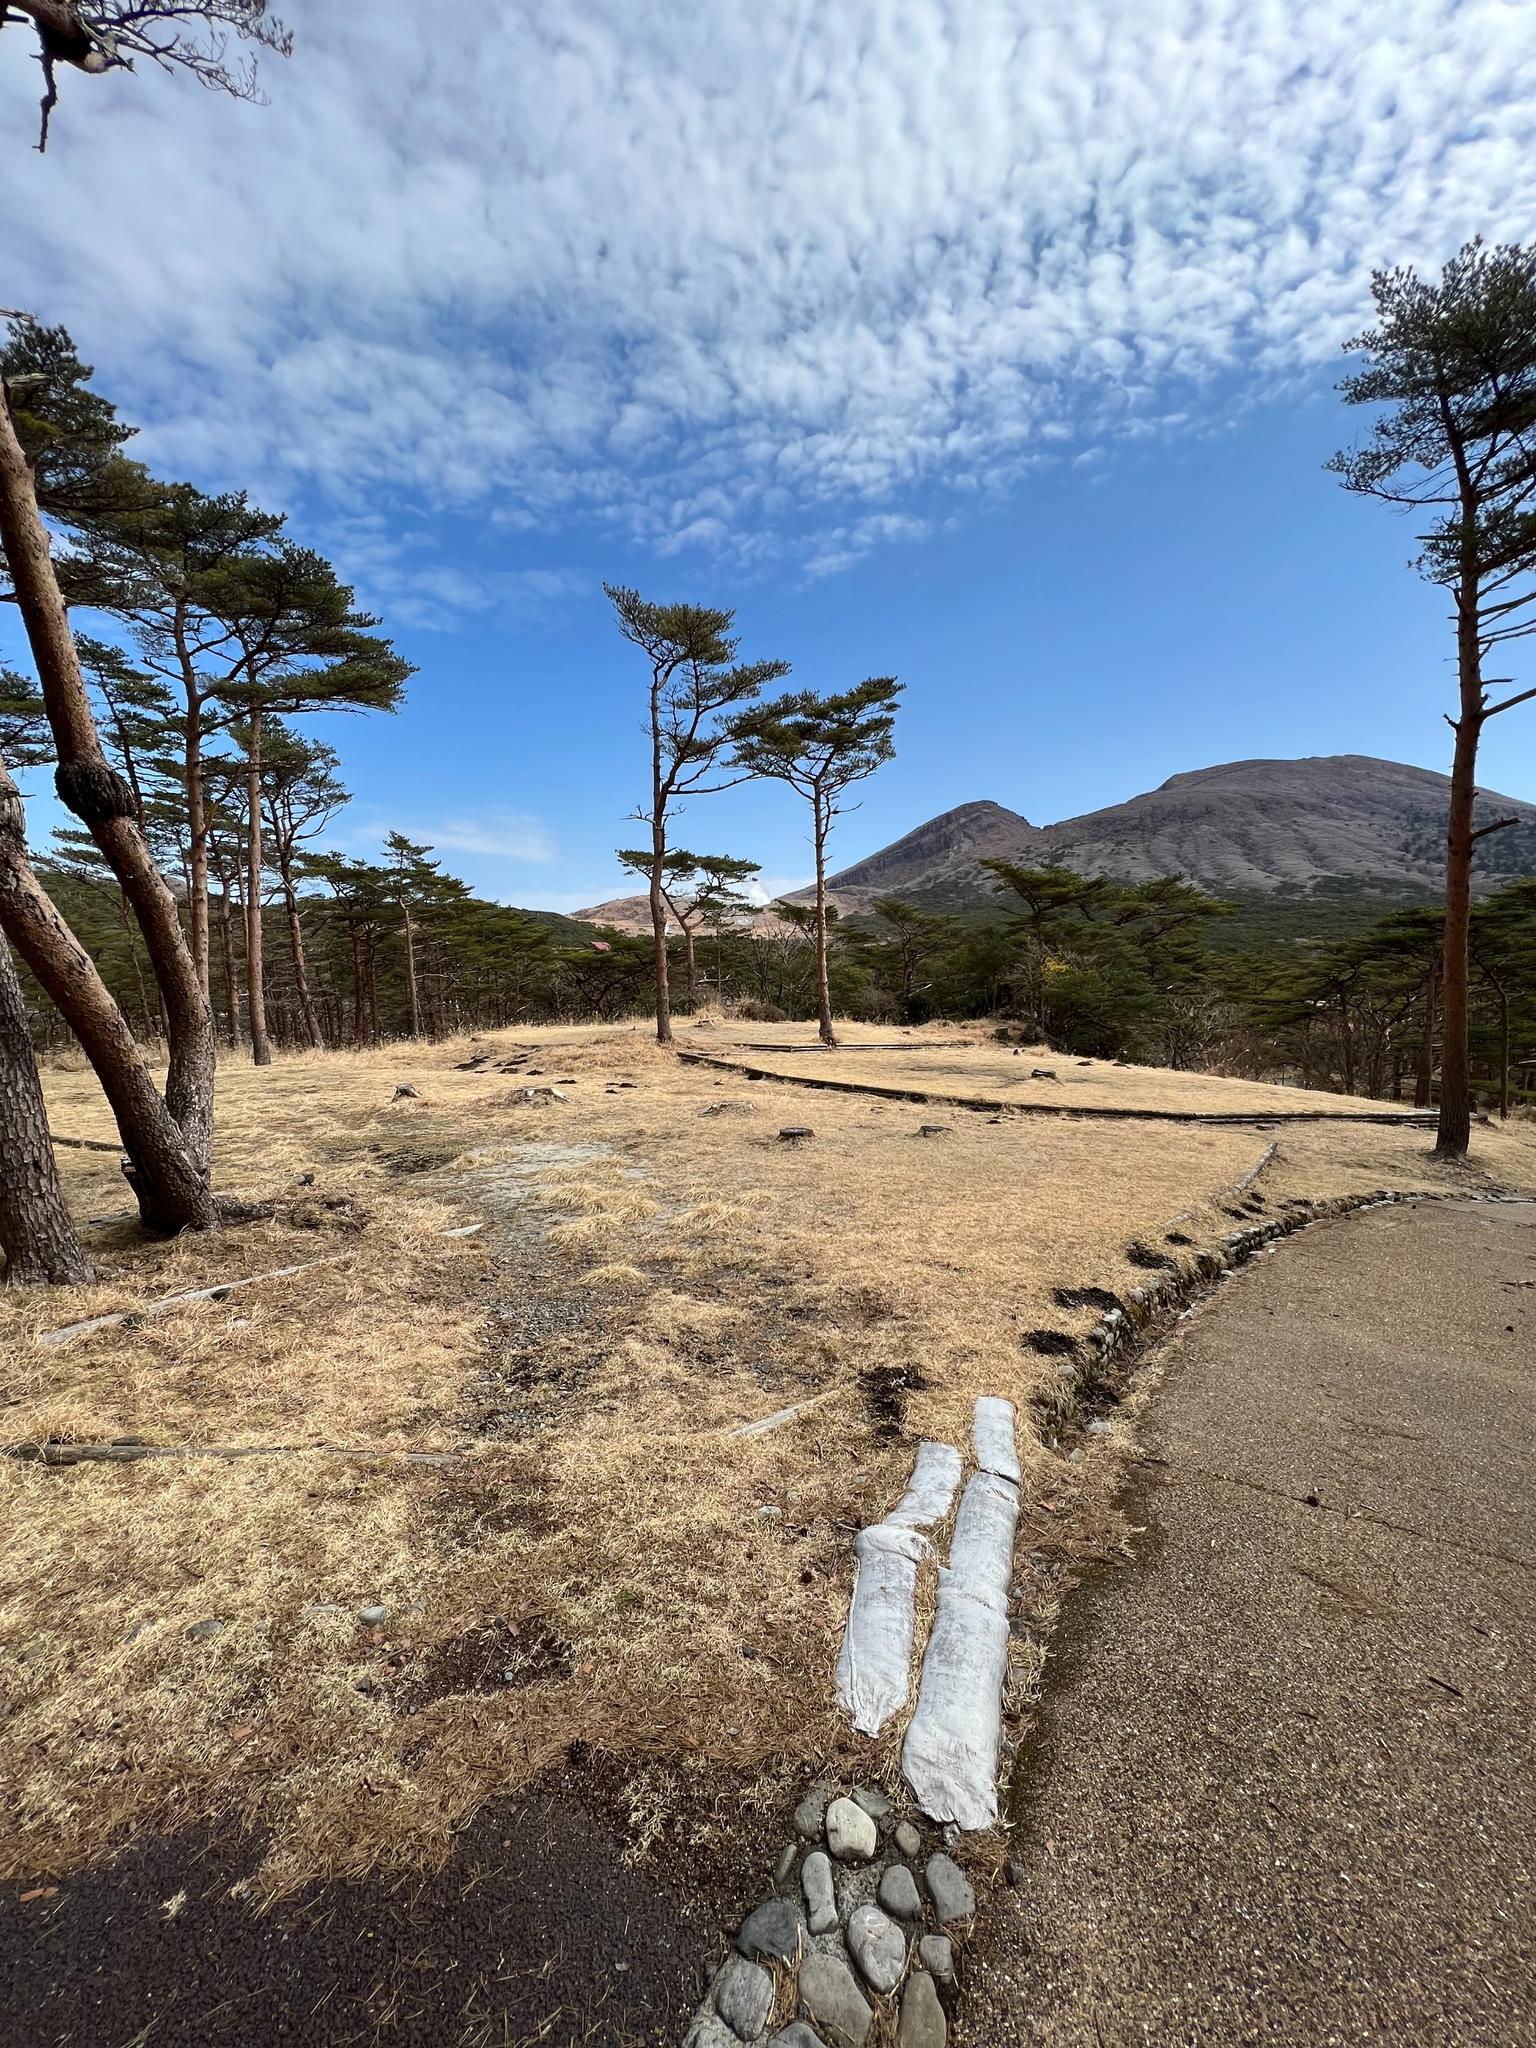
(6, 0), (1536, 576)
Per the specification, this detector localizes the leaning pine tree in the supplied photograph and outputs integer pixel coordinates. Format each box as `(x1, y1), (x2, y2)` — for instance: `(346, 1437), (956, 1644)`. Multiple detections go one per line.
(1332, 239), (1536, 1157)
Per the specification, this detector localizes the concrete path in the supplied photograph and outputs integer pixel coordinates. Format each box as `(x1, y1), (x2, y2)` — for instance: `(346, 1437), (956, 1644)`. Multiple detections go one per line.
(962, 1197), (1536, 2048)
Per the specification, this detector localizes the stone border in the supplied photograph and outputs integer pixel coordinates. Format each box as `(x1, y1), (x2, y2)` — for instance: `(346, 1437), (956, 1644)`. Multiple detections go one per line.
(686, 1785), (969, 2048)
(675, 1052), (1439, 1129)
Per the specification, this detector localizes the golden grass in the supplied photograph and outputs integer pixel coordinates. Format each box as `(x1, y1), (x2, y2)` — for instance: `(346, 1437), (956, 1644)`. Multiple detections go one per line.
(4, 1018), (1534, 1893)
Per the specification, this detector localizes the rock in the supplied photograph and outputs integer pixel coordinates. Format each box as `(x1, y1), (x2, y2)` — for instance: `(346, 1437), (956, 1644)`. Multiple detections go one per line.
(878, 1864), (923, 1920)
(851, 1784), (891, 1819)
(825, 1797), (878, 1863)
(924, 1853), (976, 1925)
(894, 1820), (921, 1857)
(802, 1849), (838, 1934)
(714, 1954), (774, 2039)
(917, 1124), (951, 1137)
(774, 1841), (798, 1885)
(918, 1934), (954, 1983)
(737, 1894), (804, 1964)
(793, 1793), (826, 1840)
(846, 1903), (906, 1994)
(1031, 1067), (1059, 1080)
(770, 2027), (830, 2048)
(798, 1954), (873, 2048)
(1085, 1417), (1114, 1437)
(391, 1084), (420, 1100)
(686, 2015), (741, 2048)
(357, 1604), (389, 1626)
(899, 1972), (947, 2048)
(184, 1617), (224, 1641)
(778, 1126), (815, 1144)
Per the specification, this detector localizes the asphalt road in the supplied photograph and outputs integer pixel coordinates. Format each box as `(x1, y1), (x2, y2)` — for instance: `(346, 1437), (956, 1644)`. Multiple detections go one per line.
(961, 1196), (1536, 2048)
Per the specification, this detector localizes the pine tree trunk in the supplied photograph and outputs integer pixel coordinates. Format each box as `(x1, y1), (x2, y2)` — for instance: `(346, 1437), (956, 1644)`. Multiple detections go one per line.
(813, 797), (835, 1047)
(1437, 581), (1481, 1157)
(279, 861), (323, 1049)
(217, 882), (243, 1050)
(403, 901), (420, 1036)
(178, 633), (211, 1003)
(0, 765), (216, 1234)
(0, 930), (94, 1285)
(649, 674), (672, 1044)
(0, 388), (216, 1175)
(243, 701), (271, 1065)
(1414, 966), (1437, 1107)
(1498, 985), (1511, 1122)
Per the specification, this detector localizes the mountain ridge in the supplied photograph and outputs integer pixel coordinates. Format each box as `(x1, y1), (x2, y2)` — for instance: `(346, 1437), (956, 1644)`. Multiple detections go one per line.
(574, 754), (1536, 929)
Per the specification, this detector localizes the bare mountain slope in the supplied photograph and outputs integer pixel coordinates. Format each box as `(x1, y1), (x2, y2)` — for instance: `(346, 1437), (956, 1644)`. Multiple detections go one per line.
(577, 757), (1536, 927)
(807, 755), (1536, 911)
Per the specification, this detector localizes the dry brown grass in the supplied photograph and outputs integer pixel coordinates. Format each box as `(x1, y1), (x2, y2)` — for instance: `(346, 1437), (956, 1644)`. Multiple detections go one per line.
(4, 1019), (1534, 1894)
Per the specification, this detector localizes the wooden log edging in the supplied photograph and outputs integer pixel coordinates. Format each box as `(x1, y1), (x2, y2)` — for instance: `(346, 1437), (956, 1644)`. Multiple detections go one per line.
(674, 1051), (1440, 1128)
(5, 1438), (465, 1469)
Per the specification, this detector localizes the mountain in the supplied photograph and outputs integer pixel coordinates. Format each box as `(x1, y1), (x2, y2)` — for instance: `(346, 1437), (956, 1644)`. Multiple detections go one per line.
(806, 755), (1536, 914)
(575, 756), (1536, 929)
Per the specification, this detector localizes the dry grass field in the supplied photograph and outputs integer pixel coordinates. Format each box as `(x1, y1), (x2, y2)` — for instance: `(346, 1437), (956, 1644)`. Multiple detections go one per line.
(5, 1018), (1534, 1897)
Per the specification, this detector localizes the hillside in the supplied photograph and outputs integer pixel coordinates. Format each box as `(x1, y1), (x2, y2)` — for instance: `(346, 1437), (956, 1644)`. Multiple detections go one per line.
(576, 755), (1536, 930)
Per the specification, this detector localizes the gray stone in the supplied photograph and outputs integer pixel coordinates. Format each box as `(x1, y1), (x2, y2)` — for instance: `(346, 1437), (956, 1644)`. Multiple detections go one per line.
(899, 1972), (947, 2048)
(918, 1934), (954, 1983)
(793, 1793), (826, 1840)
(846, 1903), (906, 1994)
(798, 1954), (873, 2048)
(737, 1894), (804, 1964)
(924, 1853), (976, 1925)
(686, 2016), (741, 2048)
(802, 1849), (838, 1934)
(894, 1821), (922, 1858)
(184, 1617), (223, 1641)
(878, 1863), (923, 1920)
(770, 2027), (829, 2048)
(825, 1797), (877, 1863)
(851, 1784), (892, 1819)
(357, 1604), (389, 1626)
(774, 1841), (798, 1886)
(714, 1954), (774, 2039)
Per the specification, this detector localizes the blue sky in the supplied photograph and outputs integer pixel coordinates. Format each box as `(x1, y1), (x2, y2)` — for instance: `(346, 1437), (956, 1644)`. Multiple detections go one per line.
(5, 2), (1536, 912)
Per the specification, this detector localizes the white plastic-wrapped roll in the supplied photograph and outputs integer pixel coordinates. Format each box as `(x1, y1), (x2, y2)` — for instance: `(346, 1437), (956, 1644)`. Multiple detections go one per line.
(972, 1395), (1021, 1484)
(886, 1440), (964, 1529)
(901, 1451), (1021, 1828)
(835, 1439), (962, 1736)
(835, 1523), (928, 1735)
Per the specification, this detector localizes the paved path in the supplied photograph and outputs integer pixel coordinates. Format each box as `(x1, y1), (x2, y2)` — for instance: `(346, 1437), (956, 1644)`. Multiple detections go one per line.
(962, 1197), (1536, 2048)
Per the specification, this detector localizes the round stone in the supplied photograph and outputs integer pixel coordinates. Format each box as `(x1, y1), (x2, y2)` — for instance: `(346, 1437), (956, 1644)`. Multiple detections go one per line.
(878, 1863), (923, 1920)
(918, 1933), (954, 1983)
(798, 1953), (873, 2048)
(852, 1784), (892, 1819)
(825, 1797), (878, 1863)
(793, 1792), (826, 1840)
(184, 1617), (223, 1641)
(801, 1848), (838, 1934)
(924, 1853), (976, 1925)
(899, 1971), (947, 2048)
(737, 1894), (805, 1964)
(846, 1903), (906, 1994)
(894, 1821), (922, 1857)
(714, 1954), (773, 2040)
(357, 1604), (388, 1626)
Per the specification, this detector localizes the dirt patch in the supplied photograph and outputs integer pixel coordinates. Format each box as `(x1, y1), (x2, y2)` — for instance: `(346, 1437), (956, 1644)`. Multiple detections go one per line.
(0, 1751), (769, 2048)
(392, 1616), (573, 1712)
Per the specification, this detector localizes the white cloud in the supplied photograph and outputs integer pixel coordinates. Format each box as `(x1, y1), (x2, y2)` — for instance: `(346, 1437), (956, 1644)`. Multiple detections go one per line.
(6, 1), (1536, 574)
(414, 813), (560, 863)
(344, 811), (559, 863)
